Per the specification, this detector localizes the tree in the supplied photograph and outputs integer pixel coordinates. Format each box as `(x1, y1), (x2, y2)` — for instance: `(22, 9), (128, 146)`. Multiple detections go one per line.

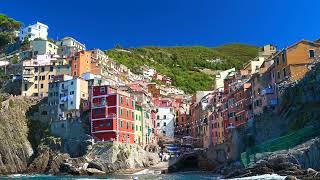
(0, 14), (21, 51)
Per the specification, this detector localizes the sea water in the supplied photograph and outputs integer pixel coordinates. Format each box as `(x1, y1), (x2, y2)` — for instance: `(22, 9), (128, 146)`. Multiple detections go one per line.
(1, 172), (286, 180)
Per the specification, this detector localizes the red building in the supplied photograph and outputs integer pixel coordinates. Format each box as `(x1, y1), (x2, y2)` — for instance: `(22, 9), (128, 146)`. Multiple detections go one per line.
(90, 85), (136, 144)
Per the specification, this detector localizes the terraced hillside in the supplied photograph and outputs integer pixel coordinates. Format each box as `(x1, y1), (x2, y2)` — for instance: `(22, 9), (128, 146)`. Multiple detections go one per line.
(106, 44), (259, 93)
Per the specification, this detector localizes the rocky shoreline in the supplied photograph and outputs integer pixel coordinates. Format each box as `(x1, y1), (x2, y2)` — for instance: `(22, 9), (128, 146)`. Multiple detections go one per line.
(218, 137), (320, 179)
(25, 140), (161, 176)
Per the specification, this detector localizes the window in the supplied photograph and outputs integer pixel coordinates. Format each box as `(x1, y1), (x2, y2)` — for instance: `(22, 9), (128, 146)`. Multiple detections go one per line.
(35, 76), (38, 81)
(120, 109), (123, 115)
(136, 125), (138, 131)
(126, 122), (129, 129)
(34, 84), (38, 89)
(163, 122), (167, 126)
(120, 96), (123, 104)
(132, 124), (134, 130)
(157, 122), (160, 127)
(157, 115), (160, 119)
(132, 101), (134, 107)
(73, 72), (77, 76)
(126, 110), (129, 117)
(40, 84), (44, 89)
(140, 126), (142, 131)
(283, 68), (287, 77)
(106, 121), (111, 127)
(35, 67), (38, 72)
(120, 121), (123, 128)
(282, 53), (286, 63)
(309, 50), (315, 58)
(41, 67), (45, 72)
(277, 71), (280, 79)
(24, 84), (28, 91)
(70, 101), (73, 105)
(132, 112), (134, 118)
(41, 76), (45, 80)
(126, 98), (129, 105)
(164, 115), (167, 119)
(50, 66), (53, 72)
(100, 87), (105, 93)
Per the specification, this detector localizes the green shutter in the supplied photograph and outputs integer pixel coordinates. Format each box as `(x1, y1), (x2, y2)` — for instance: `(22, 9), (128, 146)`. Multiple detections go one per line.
(120, 121), (123, 128)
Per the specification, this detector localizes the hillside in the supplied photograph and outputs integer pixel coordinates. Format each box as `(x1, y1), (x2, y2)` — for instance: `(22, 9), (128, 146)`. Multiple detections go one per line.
(106, 44), (259, 93)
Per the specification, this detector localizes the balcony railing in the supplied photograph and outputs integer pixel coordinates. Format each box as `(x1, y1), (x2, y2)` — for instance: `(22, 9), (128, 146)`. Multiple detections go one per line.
(23, 70), (34, 77)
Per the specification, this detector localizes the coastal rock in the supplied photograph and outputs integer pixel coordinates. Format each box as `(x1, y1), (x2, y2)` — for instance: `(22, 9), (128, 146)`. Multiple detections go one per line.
(87, 142), (160, 173)
(0, 96), (40, 175)
(86, 168), (105, 176)
(307, 168), (317, 177)
(59, 163), (80, 175)
(284, 175), (297, 180)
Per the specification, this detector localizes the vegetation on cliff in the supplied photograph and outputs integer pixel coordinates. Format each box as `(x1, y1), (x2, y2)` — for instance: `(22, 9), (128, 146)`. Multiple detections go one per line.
(106, 44), (259, 93)
(0, 13), (21, 52)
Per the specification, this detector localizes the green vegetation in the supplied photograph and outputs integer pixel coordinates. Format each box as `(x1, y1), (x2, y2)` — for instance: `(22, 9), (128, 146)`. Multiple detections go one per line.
(241, 126), (320, 167)
(0, 14), (21, 51)
(106, 44), (259, 93)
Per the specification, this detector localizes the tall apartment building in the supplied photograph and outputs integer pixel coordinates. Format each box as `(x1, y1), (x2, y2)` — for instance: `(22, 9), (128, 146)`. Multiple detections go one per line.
(71, 50), (102, 77)
(22, 55), (71, 97)
(90, 85), (136, 143)
(19, 22), (48, 41)
(154, 98), (175, 138)
(47, 76), (88, 121)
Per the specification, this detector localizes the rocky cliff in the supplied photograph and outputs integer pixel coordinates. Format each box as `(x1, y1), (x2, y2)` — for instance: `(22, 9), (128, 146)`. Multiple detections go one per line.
(0, 95), (40, 174)
(0, 95), (160, 176)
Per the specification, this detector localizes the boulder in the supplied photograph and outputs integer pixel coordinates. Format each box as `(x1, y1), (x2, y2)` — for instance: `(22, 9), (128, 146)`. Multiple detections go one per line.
(285, 175), (298, 180)
(86, 168), (105, 176)
(307, 168), (318, 177)
(87, 161), (105, 172)
(59, 163), (80, 175)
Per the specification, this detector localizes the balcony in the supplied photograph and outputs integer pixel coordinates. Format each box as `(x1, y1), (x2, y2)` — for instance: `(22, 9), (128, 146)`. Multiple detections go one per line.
(23, 70), (35, 78)
(261, 88), (274, 95)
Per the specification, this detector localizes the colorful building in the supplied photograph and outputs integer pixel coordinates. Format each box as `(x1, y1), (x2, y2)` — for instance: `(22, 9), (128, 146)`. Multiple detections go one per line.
(134, 103), (143, 145)
(70, 50), (103, 77)
(22, 55), (70, 97)
(90, 85), (136, 143)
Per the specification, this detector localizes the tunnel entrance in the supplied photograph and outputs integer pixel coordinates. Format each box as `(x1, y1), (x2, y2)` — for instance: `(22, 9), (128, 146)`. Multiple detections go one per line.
(182, 155), (199, 169)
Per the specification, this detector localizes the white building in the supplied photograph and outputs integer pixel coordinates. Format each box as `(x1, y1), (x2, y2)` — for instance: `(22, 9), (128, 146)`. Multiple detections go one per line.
(214, 68), (236, 91)
(156, 107), (175, 138)
(19, 22), (48, 41)
(48, 77), (88, 120)
(56, 37), (86, 51)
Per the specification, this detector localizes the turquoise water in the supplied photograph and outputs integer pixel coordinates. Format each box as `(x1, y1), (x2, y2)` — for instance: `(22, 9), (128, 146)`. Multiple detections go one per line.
(1, 172), (220, 180)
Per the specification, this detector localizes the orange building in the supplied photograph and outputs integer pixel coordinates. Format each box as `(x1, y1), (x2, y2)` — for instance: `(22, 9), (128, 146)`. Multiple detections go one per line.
(147, 83), (161, 98)
(274, 40), (320, 83)
(71, 50), (102, 77)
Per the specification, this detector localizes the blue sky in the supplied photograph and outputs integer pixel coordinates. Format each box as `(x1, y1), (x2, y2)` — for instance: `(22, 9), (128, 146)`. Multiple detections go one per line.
(1, 0), (320, 50)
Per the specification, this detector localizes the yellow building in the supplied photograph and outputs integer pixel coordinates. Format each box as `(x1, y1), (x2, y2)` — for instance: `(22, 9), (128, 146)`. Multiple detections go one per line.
(134, 104), (143, 145)
(22, 55), (70, 97)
